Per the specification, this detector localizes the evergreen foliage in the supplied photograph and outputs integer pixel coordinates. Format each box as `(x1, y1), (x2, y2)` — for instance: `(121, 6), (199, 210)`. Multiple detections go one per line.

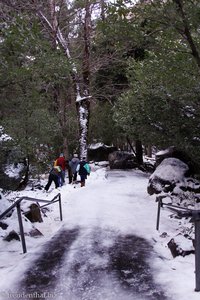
(0, 15), (74, 170)
(0, 0), (200, 174)
(89, 101), (118, 145)
(113, 0), (200, 167)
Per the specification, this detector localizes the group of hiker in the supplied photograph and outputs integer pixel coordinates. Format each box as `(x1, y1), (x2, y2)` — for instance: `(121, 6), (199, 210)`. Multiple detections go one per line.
(45, 153), (91, 192)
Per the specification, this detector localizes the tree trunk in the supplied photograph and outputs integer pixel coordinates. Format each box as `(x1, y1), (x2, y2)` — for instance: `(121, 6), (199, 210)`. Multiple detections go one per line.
(173, 0), (200, 70)
(37, 2), (92, 159)
(17, 156), (30, 190)
(49, 0), (58, 48)
(126, 136), (136, 155)
(135, 140), (143, 165)
(146, 145), (152, 157)
(77, 0), (91, 160)
(63, 136), (68, 158)
(76, 99), (90, 159)
(100, 0), (106, 21)
(49, 1), (70, 157)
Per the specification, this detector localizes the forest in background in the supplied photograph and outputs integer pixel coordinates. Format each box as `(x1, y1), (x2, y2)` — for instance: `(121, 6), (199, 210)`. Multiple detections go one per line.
(1, 0), (200, 177)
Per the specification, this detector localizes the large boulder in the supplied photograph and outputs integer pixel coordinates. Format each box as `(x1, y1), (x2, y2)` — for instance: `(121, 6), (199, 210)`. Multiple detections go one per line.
(108, 151), (137, 169)
(0, 221), (8, 230)
(167, 235), (194, 258)
(88, 143), (117, 161)
(147, 157), (189, 195)
(24, 203), (43, 223)
(155, 146), (197, 175)
(4, 230), (20, 242)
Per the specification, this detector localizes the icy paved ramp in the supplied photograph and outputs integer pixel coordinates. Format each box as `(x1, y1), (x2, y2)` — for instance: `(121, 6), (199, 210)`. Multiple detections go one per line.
(17, 228), (79, 299)
(16, 227), (167, 300)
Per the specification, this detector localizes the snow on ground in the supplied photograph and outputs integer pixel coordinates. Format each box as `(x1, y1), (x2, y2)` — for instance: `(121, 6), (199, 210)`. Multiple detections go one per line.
(4, 163), (25, 179)
(0, 165), (199, 300)
(0, 126), (12, 142)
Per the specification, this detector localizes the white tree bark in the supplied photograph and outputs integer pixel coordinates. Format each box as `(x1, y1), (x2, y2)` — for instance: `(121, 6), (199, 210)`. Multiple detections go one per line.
(38, 0), (92, 159)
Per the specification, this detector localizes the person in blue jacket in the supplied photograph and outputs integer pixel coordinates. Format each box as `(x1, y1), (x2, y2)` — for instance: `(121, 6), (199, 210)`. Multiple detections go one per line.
(77, 157), (91, 187)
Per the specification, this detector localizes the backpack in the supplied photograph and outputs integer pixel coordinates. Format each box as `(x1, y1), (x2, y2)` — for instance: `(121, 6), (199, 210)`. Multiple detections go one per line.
(83, 163), (91, 174)
(54, 166), (62, 173)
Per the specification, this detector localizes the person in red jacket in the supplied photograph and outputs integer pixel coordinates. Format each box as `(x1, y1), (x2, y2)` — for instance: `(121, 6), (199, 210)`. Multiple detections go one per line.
(55, 153), (66, 186)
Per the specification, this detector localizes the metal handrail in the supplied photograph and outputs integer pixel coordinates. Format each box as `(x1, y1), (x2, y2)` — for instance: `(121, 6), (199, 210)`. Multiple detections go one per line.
(156, 195), (191, 231)
(156, 195), (200, 292)
(0, 193), (62, 253)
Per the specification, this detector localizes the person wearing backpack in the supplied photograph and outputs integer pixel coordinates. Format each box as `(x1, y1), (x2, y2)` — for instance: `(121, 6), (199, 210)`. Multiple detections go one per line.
(77, 157), (91, 187)
(44, 166), (63, 191)
(54, 153), (66, 186)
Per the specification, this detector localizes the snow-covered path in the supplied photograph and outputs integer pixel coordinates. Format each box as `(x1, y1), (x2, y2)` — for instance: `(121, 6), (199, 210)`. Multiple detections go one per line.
(17, 226), (166, 300)
(0, 168), (198, 300)
(10, 170), (165, 300)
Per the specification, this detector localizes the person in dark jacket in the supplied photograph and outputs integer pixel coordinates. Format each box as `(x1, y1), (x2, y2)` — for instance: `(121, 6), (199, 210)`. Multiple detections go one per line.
(45, 166), (62, 191)
(69, 154), (80, 183)
(77, 157), (91, 187)
(66, 159), (73, 184)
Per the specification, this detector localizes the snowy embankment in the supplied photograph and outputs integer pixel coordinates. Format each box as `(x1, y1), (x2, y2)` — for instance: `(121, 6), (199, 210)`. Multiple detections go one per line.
(0, 165), (199, 300)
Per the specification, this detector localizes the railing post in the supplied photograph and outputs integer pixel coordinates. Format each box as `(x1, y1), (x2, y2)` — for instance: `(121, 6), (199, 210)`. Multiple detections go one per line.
(194, 211), (200, 292)
(155, 201), (200, 292)
(156, 197), (161, 231)
(16, 203), (27, 254)
(58, 194), (63, 221)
